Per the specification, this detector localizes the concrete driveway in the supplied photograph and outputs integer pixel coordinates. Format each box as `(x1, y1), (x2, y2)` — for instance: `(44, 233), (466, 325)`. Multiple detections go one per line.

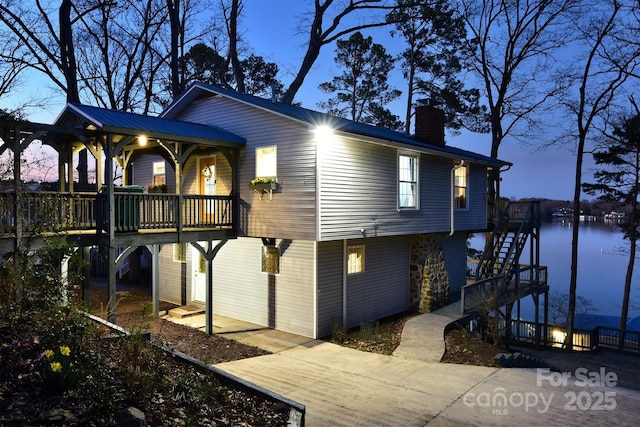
(216, 338), (640, 426)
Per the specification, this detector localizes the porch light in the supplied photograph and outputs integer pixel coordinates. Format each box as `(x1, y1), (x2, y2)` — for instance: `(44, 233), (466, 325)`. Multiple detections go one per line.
(138, 135), (148, 146)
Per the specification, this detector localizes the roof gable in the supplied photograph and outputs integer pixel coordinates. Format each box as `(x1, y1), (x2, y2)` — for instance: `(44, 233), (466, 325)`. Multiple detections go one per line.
(56, 103), (245, 146)
(163, 82), (510, 167)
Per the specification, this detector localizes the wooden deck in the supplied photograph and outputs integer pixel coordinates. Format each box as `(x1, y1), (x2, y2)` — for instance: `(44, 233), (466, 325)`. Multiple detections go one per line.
(0, 191), (236, 251)
(461, 264), (548, 315)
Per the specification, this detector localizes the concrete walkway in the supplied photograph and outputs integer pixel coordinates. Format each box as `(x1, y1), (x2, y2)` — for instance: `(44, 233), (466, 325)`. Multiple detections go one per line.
(393, 312), (458, 363)
(216, 338), (640, 426)
(166, 309), (640, 426)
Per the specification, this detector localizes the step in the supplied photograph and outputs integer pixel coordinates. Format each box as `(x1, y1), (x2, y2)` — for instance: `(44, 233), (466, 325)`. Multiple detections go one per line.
(168, 305), (205, 319)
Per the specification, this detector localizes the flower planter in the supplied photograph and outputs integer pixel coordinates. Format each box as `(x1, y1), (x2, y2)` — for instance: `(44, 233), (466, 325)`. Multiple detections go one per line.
(250, 182), (278, 200)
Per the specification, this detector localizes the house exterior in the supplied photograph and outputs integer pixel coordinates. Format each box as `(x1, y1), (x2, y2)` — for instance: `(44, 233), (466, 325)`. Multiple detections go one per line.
(128, 83), (510, 339)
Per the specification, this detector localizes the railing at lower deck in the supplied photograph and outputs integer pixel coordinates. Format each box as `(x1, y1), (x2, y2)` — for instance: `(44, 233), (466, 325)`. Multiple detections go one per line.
(0, 192), (233, 235)
(462, 261), (548, 315)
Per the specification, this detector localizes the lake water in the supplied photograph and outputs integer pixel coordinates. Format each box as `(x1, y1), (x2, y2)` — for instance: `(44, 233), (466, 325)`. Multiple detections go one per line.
(469, 218), (639, 322)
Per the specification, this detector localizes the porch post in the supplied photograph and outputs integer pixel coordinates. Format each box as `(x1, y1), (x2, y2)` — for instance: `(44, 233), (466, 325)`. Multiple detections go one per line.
(205, 241), (213, 335)
(151, 244), (160, 316)
(82, 246), (91, 308)
(175, 162), (182, 233)
(67, 142), (74, 194)
(58, 153), (66, 192)
(13, 132), (24, 306)
(105, 135), (117, 323)
(107, 246), (117, 323)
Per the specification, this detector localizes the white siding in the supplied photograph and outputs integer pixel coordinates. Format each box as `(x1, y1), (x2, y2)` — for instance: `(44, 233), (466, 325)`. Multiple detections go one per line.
(443, 231), (468, 296)
(316, 240), (344, 338)
(132, 154), (176, 192)
(452, 163), (489, 231)
(316, 236), (410, 335)
(158, 244), (186, 305)
(174, 97), (318, 241)
(212, 237), (316, 337)
(345, 236), (410, 329)
(319, 138), (462, 239)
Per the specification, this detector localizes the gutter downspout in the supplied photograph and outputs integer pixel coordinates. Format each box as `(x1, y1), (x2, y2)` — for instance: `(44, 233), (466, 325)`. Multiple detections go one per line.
(450, 160), (465, 237)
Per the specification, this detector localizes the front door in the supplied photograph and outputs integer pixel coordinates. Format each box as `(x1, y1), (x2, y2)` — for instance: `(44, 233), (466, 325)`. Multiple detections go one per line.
(200, 157), (216, 222)
(191, 244), (207, 303)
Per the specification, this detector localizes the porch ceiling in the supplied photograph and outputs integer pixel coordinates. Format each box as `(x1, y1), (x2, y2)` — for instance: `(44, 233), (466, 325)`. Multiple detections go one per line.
(55, 103), (245, 148)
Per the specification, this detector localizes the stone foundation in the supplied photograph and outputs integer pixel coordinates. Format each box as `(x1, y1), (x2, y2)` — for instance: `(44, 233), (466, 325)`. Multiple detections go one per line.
(410, 233), (450, 312)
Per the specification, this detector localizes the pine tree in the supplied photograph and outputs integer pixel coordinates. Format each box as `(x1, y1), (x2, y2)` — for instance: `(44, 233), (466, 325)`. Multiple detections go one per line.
(318, 32), (402, 130)
(583, 103), (640, 348)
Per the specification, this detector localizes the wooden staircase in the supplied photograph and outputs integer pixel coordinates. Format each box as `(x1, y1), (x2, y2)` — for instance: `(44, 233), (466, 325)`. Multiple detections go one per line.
(475, 202), (536, 287)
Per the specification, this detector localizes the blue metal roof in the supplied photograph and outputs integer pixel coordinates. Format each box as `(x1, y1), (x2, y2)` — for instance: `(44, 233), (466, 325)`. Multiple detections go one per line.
(164, 82), (509, 167)
(59, 103), (245, 146)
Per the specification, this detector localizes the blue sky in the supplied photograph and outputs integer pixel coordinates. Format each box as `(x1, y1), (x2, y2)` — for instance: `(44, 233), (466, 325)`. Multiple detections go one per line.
(8, 0), (590, 201)
(241, 1), (595, 201)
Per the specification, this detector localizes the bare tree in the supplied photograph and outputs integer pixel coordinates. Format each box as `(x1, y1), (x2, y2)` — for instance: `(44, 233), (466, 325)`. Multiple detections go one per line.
(224, 0), (245, 93)
(556, 0), (638, 350)
(282, 0), (398, 105)
(458, 0), (578, 200)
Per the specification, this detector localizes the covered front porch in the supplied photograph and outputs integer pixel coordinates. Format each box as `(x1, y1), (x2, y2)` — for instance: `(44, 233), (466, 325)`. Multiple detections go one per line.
(0, 104), (245, 333)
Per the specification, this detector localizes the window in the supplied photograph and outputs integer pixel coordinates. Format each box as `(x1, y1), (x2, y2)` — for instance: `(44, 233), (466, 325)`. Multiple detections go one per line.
(261, 244), (280, 274)
(398, 154), (418, 208)
(256, 146), (277, 179)
(153, 161), (166, 186)
(173, 243), (186, 263)
(454, 164), (467, 209)
(347, 245), (365, 275)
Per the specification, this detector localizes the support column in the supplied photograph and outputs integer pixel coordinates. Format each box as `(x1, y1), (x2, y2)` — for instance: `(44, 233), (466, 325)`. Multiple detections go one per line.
(82, 246), (91, 308)
(534, 292), (540, 350)
(505, 303), (512, 351)
(544, 290), (549, 346)
(205, 241), (213, 335)
(105, 135), (117, 323)
(107, 246), (117, 323)
(151, 244), (160, 316)
(13, 136), (24, 306)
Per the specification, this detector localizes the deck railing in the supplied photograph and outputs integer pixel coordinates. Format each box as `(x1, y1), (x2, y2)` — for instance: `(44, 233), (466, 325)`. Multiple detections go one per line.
(462, 262), (548, 315)
(488, 200), (541, 226)
(0, 191), (234, 235)
(508, 320), (640, 355)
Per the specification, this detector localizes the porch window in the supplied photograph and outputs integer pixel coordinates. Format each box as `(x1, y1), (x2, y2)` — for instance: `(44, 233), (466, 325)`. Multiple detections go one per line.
(454, 163), (467, 209)
(398, 154), (418, 208)
(255, 146), (277, 180)
(261, 244), (280, 275)
(173, 243), (186, 262)
(153, 161), (166, 186)
(347, 245), (365, 275)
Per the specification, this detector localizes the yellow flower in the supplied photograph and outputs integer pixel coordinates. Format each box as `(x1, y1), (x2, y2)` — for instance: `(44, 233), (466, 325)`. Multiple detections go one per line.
(59, 346), (71, 357)
(50, 361), (62, 373)
(44, 349), (54, 359)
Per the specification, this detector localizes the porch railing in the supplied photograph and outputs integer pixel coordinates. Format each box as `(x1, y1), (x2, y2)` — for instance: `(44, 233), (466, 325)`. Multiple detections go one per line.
(0, 192), (97, 234)
(0, 191), (233, 235)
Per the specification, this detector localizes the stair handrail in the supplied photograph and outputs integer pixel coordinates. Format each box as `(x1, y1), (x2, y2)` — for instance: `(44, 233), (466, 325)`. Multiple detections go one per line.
(499, 202), (535, 294)
(475, 201), (511, 280)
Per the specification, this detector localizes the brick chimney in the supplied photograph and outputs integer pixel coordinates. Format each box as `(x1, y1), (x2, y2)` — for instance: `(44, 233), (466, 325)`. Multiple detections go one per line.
(414, 100), (445, 146)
